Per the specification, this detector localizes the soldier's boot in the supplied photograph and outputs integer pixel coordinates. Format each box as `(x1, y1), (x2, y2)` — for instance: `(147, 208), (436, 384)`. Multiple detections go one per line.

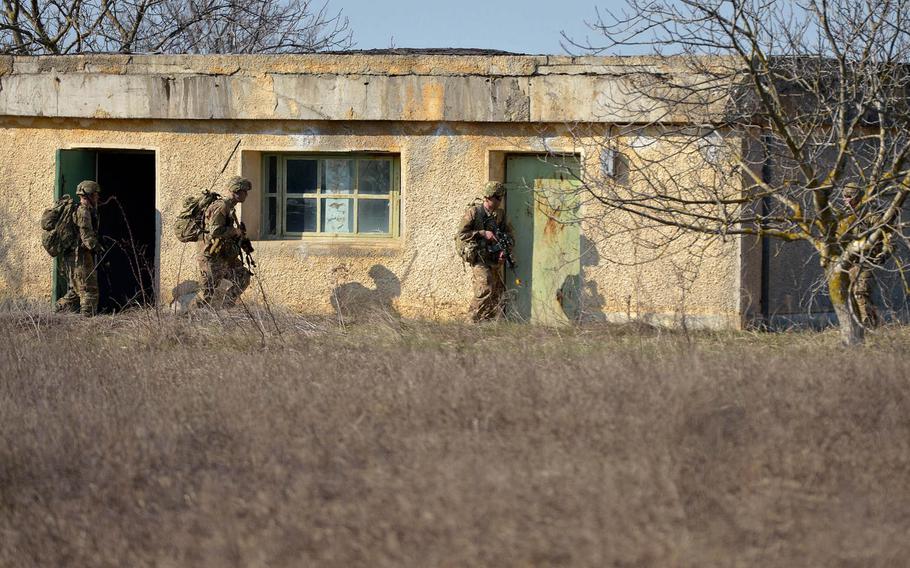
(207, 278), (234, 310)
(79, 275), (100, 317)
(223, 268), (251, 308)
(79, 293), (99, 317)
(55, 291), (80, 313)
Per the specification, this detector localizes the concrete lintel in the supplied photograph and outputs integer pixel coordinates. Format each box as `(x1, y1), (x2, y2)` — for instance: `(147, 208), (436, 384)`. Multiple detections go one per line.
(529, 74), (668, 123)
(0, 70), (535, 122)
(0, 54), (719, 123)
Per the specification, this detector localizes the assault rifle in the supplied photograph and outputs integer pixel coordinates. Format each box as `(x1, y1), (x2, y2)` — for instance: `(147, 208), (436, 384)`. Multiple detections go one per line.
(487, 226), (516, 269)
(238, 221), (256, 269)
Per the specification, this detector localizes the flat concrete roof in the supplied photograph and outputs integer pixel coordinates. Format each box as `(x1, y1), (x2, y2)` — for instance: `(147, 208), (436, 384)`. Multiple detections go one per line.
(0, 54), (706, 123)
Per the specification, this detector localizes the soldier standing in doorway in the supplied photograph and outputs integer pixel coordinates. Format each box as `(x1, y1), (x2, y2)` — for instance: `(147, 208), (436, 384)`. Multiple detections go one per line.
(56, 180), (101, 317)
(456, 181), (515, 322)
(197, 176), (252, 308)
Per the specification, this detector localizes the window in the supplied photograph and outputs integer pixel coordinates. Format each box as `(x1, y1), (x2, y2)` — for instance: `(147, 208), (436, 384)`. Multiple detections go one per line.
(263, 154), (400, 238)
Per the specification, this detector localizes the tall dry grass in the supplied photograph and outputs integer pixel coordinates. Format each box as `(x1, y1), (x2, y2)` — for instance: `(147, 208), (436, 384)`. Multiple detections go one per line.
(1, 304), (909, 567)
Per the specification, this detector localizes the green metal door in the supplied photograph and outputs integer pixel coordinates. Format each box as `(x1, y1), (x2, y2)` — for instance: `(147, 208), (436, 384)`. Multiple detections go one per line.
(53, 149), (97, 303)
(505, 155), (581, 325)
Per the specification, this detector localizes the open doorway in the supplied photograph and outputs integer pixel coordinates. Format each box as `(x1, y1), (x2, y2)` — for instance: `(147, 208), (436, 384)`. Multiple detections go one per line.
(54, 149), (157, 312)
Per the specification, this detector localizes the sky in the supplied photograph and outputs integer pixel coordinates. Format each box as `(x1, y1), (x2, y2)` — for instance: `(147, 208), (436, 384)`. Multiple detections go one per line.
(338, 1), (616, 55)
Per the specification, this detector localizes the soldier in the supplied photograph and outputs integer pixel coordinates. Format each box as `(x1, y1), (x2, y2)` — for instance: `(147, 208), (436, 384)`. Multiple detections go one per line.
(850, 237), (889, 328)
(852, 262), (881, 328)
(197, 176), (252, 308)
(456, 181), (515, 322)
(56, 180), (101, 316)
(844, 183), (886, 328)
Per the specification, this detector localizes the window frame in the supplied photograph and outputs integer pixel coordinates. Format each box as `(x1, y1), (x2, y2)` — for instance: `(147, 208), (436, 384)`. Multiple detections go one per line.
(262, 153), (401, 239)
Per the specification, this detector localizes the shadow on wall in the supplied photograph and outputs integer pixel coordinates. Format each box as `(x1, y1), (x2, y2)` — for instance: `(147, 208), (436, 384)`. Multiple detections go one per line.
(578, 234), (605, 321)
(331, 264), (401, 322)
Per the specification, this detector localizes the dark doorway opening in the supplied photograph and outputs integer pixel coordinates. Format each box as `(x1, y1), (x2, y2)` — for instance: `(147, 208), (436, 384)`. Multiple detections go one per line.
(96, 151), (156, 312)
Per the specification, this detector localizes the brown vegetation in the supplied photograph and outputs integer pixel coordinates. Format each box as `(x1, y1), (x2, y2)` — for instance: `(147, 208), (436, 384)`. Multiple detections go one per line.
(1, 305), (909, 566)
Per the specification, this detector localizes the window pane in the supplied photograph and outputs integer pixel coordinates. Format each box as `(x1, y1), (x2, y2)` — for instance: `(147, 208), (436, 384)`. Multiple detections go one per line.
(267, 156), (277, 193)
(322, 198), (354, 233)
(267, 197), (277, 234)
(324, 159), (355, 194)
(358, 199), (390, 233)
(287, 160), (317, 194)
(359, 160), (391, 194)
(286, 198), (317, 232)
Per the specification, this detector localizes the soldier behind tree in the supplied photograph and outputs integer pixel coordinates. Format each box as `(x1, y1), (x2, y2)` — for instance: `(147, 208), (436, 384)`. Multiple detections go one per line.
(197, 176), (252, 308)
(844, 183), (887, 327)
(56, 180), (101, 317)
(456, 181), (515, 322)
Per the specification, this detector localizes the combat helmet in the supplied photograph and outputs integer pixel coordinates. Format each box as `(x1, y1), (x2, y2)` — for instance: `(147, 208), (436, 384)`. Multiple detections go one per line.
(75, 180), (100, 197)
(225, 176), (252, 194)
(482, 181), (506, 199)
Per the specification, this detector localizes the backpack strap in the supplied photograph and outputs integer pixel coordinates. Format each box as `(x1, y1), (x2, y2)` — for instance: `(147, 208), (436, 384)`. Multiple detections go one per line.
(474, 204), (488, 233)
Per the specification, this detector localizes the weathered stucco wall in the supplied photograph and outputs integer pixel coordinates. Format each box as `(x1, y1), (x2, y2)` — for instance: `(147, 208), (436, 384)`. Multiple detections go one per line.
(0, 117), (743, 324)
(0, 54), (748, 326)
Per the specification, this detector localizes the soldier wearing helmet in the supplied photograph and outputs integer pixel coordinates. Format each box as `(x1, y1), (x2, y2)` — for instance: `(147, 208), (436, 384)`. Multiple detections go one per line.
(455, 181), (515, 322)
(197, 176), (252, 308)
(56, 180), (101, 316)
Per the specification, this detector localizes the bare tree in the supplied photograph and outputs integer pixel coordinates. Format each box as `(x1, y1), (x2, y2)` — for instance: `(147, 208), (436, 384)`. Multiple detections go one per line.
(0, 0), (352, 54)
(560, 0), (910, 345)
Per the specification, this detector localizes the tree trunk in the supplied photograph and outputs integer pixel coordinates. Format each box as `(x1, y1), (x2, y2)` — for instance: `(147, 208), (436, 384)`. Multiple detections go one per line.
(827, 267), (865, 346)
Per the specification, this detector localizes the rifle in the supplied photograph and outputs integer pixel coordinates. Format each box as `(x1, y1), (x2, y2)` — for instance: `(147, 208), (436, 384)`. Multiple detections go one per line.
(486, 225), (516, 269)
(238, 221), (255, 268)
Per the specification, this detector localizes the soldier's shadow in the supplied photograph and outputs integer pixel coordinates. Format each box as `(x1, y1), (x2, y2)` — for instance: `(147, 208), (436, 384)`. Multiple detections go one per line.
(331, 264), (401, 322)
(579, 234), (606, 320)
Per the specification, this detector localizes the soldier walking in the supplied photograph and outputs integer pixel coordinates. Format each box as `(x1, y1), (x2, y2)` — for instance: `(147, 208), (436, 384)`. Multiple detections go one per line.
(456, 181), (515, 322)
(56, 180), (101, 316)
(197, 176), (253, 308)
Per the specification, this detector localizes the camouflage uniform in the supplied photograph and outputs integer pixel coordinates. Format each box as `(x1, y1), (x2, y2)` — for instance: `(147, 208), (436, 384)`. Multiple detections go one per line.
(852, 265), (879, 327)
(844, 184), (886, 328)
(456, 181), (515, 322)
(849, 239), (888, 328)
(198, 177), (251, 308)
(56, 181), (100, 316)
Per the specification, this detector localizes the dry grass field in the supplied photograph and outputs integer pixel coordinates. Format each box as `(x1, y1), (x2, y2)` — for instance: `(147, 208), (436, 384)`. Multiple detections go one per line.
(2, 304), (909, 567)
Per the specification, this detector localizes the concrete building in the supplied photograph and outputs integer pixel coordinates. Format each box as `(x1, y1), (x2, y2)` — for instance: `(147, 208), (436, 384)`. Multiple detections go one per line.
(0, 52), (848, 326)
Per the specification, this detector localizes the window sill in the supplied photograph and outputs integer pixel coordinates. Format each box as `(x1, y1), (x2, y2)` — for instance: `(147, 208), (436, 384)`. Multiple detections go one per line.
(251, 235), (404, 257)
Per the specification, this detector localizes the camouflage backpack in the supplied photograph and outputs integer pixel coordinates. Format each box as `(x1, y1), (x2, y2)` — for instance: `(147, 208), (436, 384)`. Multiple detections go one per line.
(454, 200), (485, 264)
(174, 190), (221, 242)
(40, 195), (79, 257)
